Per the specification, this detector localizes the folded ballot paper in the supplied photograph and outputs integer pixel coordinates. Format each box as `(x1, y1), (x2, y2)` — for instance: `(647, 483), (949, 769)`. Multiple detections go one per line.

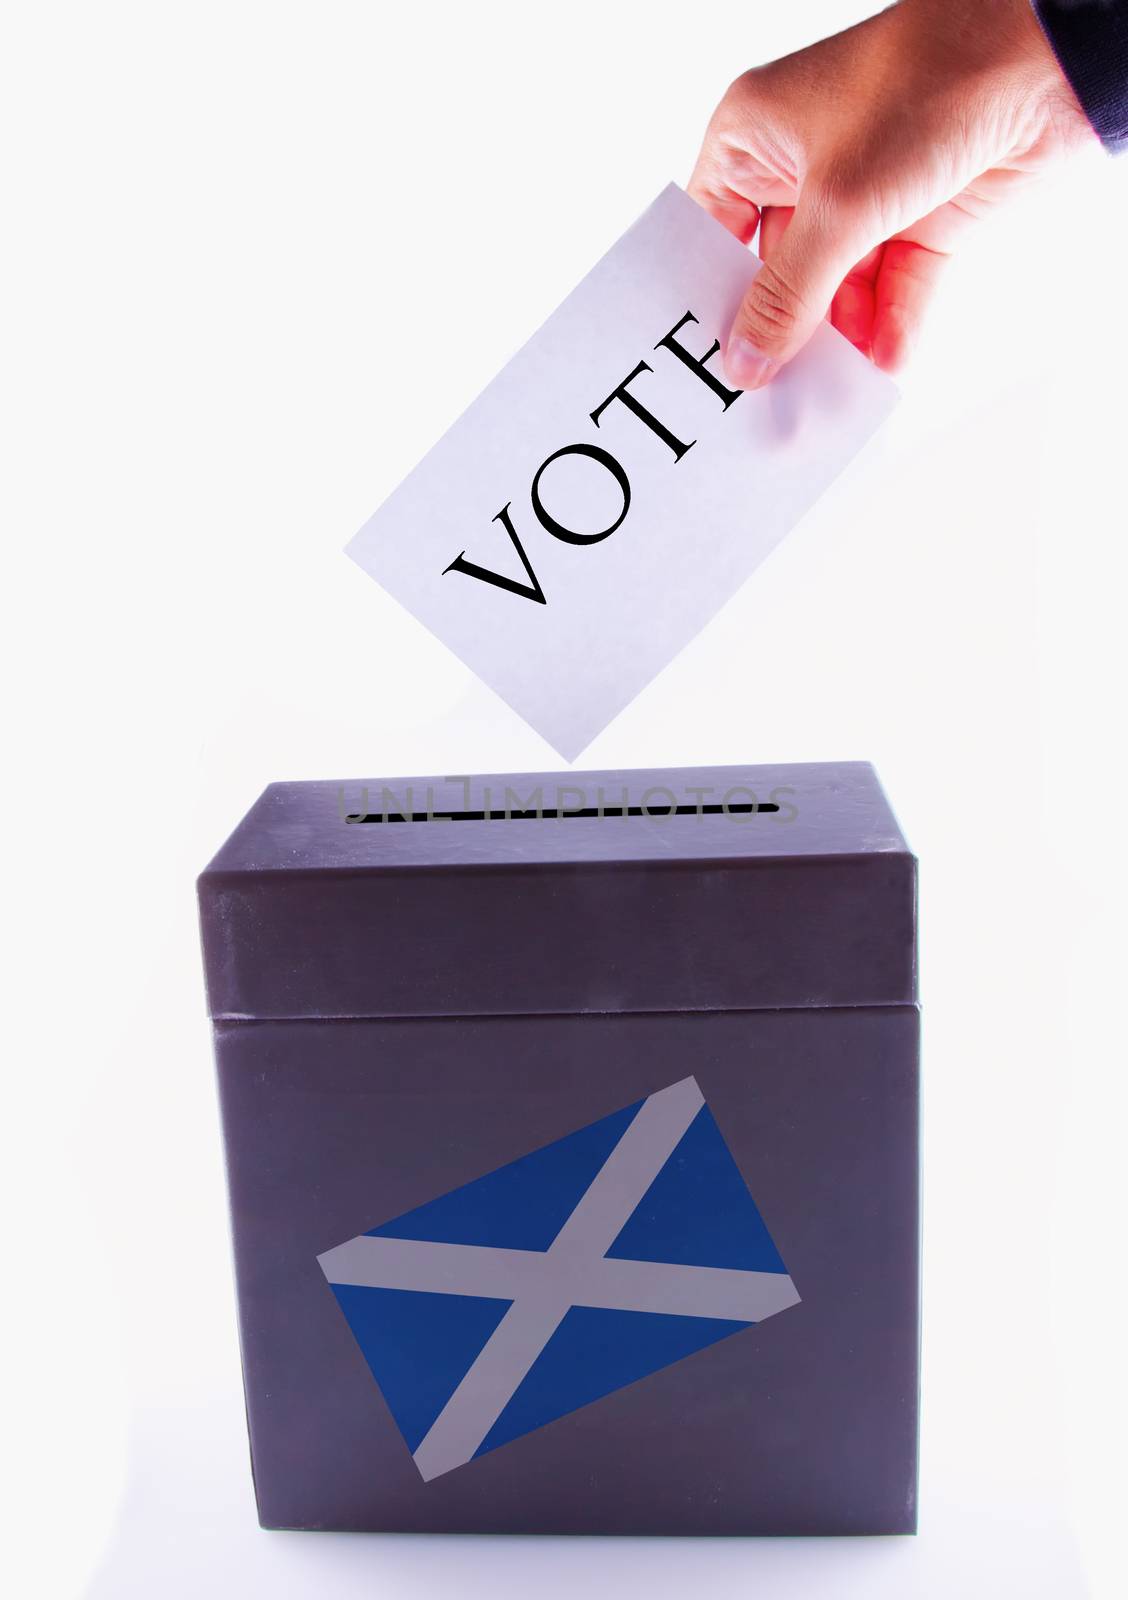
(348, 183), (897, 760)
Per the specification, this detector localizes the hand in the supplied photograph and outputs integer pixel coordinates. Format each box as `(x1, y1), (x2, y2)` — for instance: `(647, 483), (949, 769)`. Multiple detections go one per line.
(689, 0), (1092, 386)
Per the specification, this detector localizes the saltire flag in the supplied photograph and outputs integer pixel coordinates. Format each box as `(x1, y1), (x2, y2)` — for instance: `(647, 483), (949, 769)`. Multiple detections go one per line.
(318, 1075), (799, 1480)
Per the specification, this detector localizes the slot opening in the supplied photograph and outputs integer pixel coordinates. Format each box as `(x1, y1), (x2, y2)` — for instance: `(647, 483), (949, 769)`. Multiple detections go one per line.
(346, 802), (779, 823)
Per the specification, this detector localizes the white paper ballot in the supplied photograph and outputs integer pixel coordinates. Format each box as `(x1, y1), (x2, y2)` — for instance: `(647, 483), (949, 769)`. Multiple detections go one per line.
(348, 184), (897, 760)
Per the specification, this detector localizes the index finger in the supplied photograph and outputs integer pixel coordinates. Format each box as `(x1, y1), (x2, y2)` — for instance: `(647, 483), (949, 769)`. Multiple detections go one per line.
(687, 159), (761, 246)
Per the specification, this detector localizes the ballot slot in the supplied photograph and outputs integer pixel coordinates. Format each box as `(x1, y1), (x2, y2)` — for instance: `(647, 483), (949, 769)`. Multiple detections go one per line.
(345, 801), (781, 823)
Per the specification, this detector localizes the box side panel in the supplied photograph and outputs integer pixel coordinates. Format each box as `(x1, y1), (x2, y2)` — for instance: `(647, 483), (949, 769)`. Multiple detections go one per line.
(214, 1007), (920, 1535)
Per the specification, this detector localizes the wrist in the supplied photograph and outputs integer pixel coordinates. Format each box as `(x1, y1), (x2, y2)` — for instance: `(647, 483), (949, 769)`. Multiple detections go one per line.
(1030, 0), (1128, 151)
(898, 0), (1088, 118)
(1012, 0), (1082, 94)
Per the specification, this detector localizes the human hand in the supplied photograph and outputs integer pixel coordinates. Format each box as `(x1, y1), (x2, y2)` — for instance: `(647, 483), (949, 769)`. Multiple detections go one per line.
(689, 0), (1092, 386)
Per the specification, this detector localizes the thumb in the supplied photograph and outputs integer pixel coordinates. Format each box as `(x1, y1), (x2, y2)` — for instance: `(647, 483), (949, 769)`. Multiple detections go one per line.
(724, 189), (875, 389)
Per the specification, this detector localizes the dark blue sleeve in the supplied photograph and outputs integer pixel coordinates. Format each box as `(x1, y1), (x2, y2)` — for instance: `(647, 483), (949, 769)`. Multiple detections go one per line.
(1033, 1), (1128, 152)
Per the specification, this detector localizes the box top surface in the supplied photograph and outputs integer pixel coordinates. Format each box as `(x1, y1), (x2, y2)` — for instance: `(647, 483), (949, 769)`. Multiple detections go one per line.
(198, 764), (916, 1022)
(202, 762), (909, 877)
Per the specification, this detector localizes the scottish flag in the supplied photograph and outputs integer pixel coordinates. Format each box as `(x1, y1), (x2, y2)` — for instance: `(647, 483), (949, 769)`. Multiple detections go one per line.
(318, 1076), (800, 1480)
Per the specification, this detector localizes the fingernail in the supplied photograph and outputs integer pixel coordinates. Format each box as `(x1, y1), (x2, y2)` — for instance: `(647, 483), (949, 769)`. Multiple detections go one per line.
(725, 335), (778, 391)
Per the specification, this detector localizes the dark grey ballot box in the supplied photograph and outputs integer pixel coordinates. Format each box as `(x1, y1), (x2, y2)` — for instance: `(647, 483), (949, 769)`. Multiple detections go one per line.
(198, 763), (920, 1535)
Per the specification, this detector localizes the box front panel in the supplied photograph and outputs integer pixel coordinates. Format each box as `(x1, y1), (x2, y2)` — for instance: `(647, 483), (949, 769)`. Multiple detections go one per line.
(216, 1006), (919, 1535)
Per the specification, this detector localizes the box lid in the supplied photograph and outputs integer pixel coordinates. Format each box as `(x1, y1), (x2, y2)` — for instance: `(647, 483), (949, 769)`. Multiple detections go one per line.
(198, 762), (916, 1021)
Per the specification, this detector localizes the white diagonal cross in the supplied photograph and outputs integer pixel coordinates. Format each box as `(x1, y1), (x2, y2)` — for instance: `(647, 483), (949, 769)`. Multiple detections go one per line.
(318, 1077), (800, 1481)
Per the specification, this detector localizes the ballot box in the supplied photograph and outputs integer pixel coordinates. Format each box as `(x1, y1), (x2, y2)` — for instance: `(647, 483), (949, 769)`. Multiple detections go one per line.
(198, 762), (919, 1534)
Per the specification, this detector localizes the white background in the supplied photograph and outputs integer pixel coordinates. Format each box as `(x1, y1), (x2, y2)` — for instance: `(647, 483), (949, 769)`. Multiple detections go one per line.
(3, 3), (1126, 1596)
